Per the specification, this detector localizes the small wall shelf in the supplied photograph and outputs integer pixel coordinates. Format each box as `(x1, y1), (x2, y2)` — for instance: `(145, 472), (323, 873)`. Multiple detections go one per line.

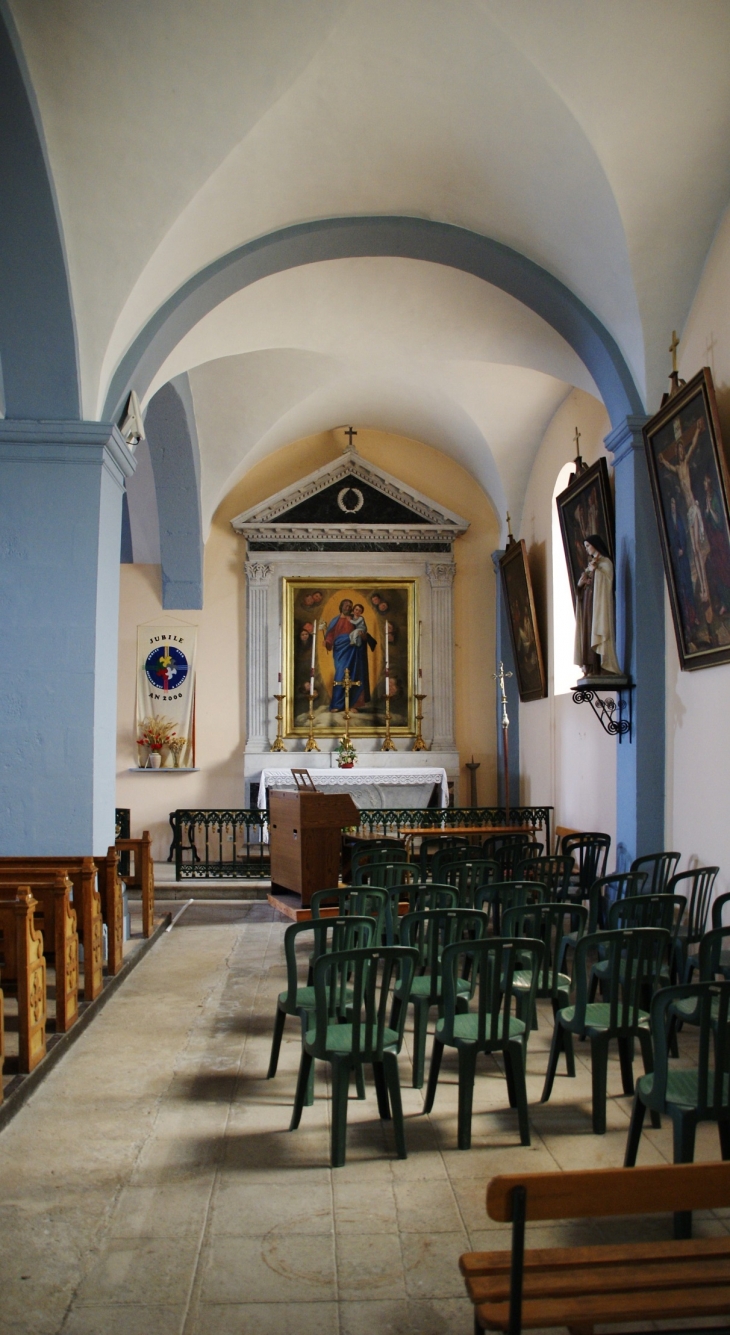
(128, 767), (199, 773)
(572, 677), (633, 742)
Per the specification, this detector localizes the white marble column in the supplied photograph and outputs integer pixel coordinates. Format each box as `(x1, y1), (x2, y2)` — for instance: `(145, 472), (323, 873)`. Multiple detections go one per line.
(427, 561), (456, 750)
(245, 562), (273, 750)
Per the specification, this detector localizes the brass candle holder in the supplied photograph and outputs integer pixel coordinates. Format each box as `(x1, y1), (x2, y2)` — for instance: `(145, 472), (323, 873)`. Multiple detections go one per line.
(381, 688), (396, 751)
(304, 691), (320, 752)
(413, 692), (428, 751)
(271, 692), (286, 752)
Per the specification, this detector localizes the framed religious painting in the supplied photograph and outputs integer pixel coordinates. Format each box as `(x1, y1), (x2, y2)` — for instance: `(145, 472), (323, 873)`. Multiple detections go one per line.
(644, 367), (730, 670)
(282, 578), (417, 736)
(499, 540), (547, 702)
(556, 457), (615, 606)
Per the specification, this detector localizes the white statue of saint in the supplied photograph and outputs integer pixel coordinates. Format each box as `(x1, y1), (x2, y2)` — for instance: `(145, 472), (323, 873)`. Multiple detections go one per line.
(574, 534), (622, 677)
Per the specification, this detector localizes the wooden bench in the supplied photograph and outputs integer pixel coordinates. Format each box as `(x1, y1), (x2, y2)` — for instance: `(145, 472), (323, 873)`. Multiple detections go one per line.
(0, 888), (47, 1076)
(115, 831), (154, 937)
(4, 873), (78, 1032)
(460, 1161), (730, 1334)
(0, 857), (104, 1001)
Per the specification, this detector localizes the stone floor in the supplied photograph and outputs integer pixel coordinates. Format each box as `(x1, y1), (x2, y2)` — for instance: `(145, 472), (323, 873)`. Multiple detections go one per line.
(0, 901), (727, 1335)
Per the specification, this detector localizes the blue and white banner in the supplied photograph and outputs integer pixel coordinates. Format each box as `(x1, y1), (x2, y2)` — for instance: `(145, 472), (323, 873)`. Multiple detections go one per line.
(136, 623), (197, 767)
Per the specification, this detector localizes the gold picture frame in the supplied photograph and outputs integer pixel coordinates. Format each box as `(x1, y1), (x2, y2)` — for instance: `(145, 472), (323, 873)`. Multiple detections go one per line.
(283, 578), (417, 736)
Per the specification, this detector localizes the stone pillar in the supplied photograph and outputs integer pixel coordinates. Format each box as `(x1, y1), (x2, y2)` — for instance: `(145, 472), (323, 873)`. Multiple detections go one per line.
(245, 561), (273, 750)
(604, 415), (665, 866)
(491, 551), (521, 808)
(0, 422), (135, 855)
(426, 561), (456, 751)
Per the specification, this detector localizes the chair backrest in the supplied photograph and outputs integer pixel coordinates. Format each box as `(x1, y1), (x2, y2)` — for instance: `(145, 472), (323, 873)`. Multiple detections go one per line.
(310, 945), (419, 1061)
(350, 845), (409, 881)
(712, 892), (730, 930)
(418, 835), (471, 879)
(281, 915), (377, 1014)
(435, 858), (499, 906)
(403, 882), (459, 916)
(474, 880), (547, 925)
(484, 839), (544, 881)
(573, 927), (670, 1034)
(502, 901), (588, 998)
(560, 833), (611, 893)
(400, 907), (487, 1004)
(439, 935), (545, 1047)
(698, 926), (730, 980)
(668, 867), (720, 941)
(608, 893), (686, 944)
(482, 833), (534, 857)
(629, 851), (681, 895)
(354, 860), (416, 889)
(514, 855), (573, 900)
(584, 872), (647, 932)
(648, 981), (730, 1118)
(431, 843), (476, 879)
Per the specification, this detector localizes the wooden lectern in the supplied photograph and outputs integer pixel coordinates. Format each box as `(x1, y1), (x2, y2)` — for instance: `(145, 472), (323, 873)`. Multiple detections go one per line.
(269, 787), (359, 907)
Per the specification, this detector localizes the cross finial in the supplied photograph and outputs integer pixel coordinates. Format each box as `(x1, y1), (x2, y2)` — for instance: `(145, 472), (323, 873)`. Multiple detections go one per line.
(344, 426), (357, 450)
(506, 512), (514, 545)
(574, 426), (581, 451)
(669, 330), (680, 375)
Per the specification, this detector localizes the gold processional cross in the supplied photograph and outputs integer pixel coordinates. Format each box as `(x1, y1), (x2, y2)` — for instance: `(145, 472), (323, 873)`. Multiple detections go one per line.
(334, 667), (360, 742)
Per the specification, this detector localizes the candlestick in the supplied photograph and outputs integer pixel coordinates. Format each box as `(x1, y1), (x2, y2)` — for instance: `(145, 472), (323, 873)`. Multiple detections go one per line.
(304, 692), (320, 752)
(381, 687), (396, 751)
(271, 692), (286, 752)
(413, 692), (428, 751)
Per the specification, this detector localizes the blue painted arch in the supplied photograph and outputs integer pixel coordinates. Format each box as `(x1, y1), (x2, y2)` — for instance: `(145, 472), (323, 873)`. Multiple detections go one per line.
(103, 216), (644, 427)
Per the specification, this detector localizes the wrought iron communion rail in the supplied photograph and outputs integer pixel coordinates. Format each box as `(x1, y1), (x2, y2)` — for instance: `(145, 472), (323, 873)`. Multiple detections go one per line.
(169, 806), (553, 879)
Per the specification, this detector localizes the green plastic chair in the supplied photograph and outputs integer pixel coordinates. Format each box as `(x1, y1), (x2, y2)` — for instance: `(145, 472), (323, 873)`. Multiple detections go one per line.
(354, 859), (415, 890)
(514, 854), (573, 901)
(402, 882), (459, 915)
(267, 915), (377, 1102)
(557, 871), (649, 972)
(713, 893), (730, 929)
(419, 835), (470, 879)
(435, 857), (499, 907)
(310, 886), (389, 947)
(474, 880), (547, 935)
(394, 907), (487, 1087)
(290, 944), (419, 1167)
(541, 927), (670, 1134)
(560, 832), (610, 902)
(589, 894), (687, 1000)
(630, 851), (681, 895)
(350, 843), (408, 884)
(484, 838), (544, 882)
(670, 867), (720, 981)
(423, 934), (545, 1148)
(624, 981), (730, 1171)
(502, 901), (588, 1056)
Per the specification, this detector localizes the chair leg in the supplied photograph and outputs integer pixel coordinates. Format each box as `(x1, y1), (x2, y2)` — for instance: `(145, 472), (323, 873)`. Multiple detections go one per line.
(383, 1051), (407, 1158)
(507, 1040), (531, 1146)
(389, 993), (403, 1031)
(553, 996), (575, 1076)
(720, 1119), (730, 1161)
(289, 1050), (313, 1131)
(267, 1004), (287, 1079)
(372, 1060), (391, 1120)
(623, 1093), (647, 1166)
(411, 999), (430, 1089)
(457, 1046), (478, 1150)
(423, 1036), (444, 1113)
(637, 1029), (659, 1128)
(330, 1060), (351, 1169)
(355, 1063), (366, 1100)
(590, 1033), (609, 1135)
(504, 1049), (517, 1108)
(617, 1036), (635, 1097)
(541, 1021), (567, 1103)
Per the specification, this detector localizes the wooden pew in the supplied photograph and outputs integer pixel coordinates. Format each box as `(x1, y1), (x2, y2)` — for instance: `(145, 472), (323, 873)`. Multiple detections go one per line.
(115, 831), (154, 937)
(0, 851), (123, 980)
(0, 873), (78, 1032)
(460, 1160), (730, 1333)
(0, 858), (103, 1001)
(0, 888), (46, 1075)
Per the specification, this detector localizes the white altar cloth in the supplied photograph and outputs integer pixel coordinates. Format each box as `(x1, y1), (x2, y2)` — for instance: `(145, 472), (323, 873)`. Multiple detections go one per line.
(257, 766), (449, 812)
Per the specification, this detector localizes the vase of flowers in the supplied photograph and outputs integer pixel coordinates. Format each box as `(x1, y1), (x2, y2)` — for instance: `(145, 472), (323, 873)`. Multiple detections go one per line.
(168, 736), (187, 769)
(336, 736), (357, 768)
(137, 715), (177, 768)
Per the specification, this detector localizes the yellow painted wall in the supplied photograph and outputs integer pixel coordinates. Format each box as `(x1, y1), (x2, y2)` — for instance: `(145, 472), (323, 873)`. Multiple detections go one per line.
(117, 428), (500, 855)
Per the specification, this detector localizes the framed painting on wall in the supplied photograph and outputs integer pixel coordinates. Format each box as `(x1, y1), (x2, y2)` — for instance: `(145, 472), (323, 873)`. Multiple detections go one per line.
(556, 457), (615, 606)
(283, 578), (416, 736)
(644, 367), (730, 670)
(499, 539), (547, 702)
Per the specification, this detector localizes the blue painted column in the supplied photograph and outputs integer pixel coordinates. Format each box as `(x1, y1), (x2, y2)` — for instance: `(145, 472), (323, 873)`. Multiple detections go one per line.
(0, 422), (135, 855)
(492, 551), (520, 807)
(604, 416), (665, 866)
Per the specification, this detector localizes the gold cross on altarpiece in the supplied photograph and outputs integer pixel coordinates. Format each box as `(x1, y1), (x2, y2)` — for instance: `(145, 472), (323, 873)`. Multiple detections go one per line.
(334, 668), (360, 741)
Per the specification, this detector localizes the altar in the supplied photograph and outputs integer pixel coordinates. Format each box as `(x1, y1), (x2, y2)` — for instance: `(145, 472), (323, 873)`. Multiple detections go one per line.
(257, 765), (450, 812)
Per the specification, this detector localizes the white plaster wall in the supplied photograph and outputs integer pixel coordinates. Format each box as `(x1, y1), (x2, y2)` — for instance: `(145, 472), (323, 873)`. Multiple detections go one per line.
(517, 388), (617, 849)
(665, 203), (730, 894)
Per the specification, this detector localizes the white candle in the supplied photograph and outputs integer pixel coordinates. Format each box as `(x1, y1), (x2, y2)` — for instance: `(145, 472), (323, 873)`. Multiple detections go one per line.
(418, 619), (422, 680)
(309, 618), (317, 695)
(278, 626), (282, 684)
(384, 620), (390, 697)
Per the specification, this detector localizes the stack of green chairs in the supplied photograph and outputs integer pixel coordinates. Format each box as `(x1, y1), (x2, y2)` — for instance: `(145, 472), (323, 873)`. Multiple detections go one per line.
(423, 934), (545, 1148)
(290, 944), (419, 1167)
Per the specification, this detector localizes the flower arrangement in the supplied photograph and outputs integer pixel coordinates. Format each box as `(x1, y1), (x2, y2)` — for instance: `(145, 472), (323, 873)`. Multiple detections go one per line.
(336, 735), (357, 768)
(137, 715), (176, 754)
(168, 736), (187, 768)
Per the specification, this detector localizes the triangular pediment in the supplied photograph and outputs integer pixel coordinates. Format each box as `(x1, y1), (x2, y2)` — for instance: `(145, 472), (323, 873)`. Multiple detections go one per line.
(231, 449), (468, 551)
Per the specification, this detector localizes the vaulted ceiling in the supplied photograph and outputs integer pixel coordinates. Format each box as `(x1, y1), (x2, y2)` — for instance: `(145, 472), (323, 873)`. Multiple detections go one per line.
(11, 0), (730, 528)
